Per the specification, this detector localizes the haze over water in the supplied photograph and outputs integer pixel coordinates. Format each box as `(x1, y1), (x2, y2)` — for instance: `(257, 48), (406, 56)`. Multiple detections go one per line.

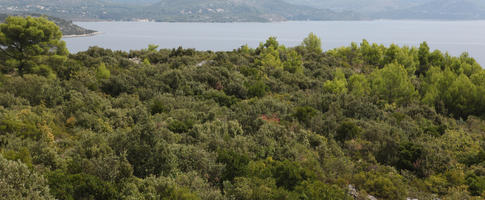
(65, 20), (485, 66)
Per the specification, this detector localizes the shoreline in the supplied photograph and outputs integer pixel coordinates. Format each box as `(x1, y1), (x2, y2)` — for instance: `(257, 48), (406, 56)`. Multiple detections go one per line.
(70, 19), (485, 25)
(63, 31), (101, 38)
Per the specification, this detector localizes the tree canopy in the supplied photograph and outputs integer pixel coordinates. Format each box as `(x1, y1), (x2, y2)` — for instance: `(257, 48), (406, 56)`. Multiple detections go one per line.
(1, 17), (485, 200)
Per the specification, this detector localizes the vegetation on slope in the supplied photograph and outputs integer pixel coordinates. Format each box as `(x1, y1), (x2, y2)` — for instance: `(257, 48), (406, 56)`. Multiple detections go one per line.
(144, 0), (359, 22)
(2, 16), (485, 200)
(0, 13), (96, 36)
(0, 0), (359, 22)
(3, 0), (485, 21)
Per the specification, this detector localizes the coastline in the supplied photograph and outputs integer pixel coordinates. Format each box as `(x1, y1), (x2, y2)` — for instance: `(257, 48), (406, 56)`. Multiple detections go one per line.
(63, 31), (101, 38)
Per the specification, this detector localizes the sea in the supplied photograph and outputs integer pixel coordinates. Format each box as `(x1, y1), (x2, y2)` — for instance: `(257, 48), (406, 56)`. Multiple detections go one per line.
(64, 20), (485, 66)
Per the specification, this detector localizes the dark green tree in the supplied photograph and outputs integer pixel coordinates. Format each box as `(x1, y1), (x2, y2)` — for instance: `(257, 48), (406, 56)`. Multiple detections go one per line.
(371, 63), (417, 104)
(336, 120), (361, 142)
(302, 33), (322, 54)
(417, 42), (430, 76)
(0, 16), (68, 76)
(217, 150), (250, 183)
(396, 142), (423, 173)
(47, 170), (118, 200)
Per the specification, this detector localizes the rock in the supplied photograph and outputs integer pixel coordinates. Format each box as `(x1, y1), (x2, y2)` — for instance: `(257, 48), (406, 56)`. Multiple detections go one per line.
(196, 60), (208, 67)
(367, 195), (378, 200)
(129, 57), (141, 64)
(348, 184), (358, 199)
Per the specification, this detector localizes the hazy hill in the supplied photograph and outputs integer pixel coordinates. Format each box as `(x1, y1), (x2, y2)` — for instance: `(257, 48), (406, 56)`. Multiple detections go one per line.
(0, 13), (96, 36)
(0, 0), (134, 21)
(284, 0), (414, 13)
(143, 0), (359, 22)
(3, 0), (483, 21)
(378, 0), (485, 19)
(0, 0), (360, 22)
(106, 0), (159, 5)
(284, 0), (485, 20)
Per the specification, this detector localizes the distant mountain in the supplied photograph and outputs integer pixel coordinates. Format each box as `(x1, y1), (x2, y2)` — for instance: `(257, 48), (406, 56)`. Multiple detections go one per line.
(0, 0), (134, 21)
(106, 0), (159, 5)
(0, 13), (96, 36)
(284, 0), (485, 20)
(283, 0), (428, 13)
(0, 0), (360, 22)
(5, 0), (482, 21)
(378, 0), (485, 20)
(143, 0), (360, 22)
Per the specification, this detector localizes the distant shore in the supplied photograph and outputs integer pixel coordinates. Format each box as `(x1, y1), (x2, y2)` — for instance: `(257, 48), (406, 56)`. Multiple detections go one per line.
(63, 31), (101, 38)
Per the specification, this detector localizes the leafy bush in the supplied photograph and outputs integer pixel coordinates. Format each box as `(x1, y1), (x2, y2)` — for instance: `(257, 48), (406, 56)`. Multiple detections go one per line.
(0, 156), (53, 200)
(335, 120), (361, 142)
(47, 170), (118, 200)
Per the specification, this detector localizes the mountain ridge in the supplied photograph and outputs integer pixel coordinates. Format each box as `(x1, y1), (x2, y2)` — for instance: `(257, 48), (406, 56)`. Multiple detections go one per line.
(284, 0), (485, 20)
(0, 0), (360, 22)
(143, 0), (360, 22)
(1, 0), (483, 22)
(376, 0), (485, 20)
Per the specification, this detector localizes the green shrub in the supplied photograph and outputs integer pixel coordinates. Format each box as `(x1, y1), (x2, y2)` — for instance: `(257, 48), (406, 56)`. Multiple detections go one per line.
(335, 120), (361, 142)
(295, 181), (349, 200)
(217, 150), (250, 183)
(466, 175), (485, 196)
(294, 106), (318, 125)
(168, 119), (194, 133)
(248, 80), (268, 98)
(353, 170), (407, 199)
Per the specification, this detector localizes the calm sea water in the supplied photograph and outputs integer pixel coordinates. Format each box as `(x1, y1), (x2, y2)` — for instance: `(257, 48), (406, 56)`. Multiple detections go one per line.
(65, 21), (485, 66)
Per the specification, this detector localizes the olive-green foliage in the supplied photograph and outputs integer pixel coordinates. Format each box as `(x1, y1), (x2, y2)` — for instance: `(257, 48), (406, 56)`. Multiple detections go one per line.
(217, 150), (250, 183)
(417, 42), (431, 76)
(467, 174), (485, 196)
(122, 175), (201, 200)
(443, 74), (477, 118)
(295, 181), (350, 200)
(96, 62), (111, 79)
(0, 155), (53, 200)
(247, 80), (268, 98)
(396, 142), (423, 173)
(348, 73), (370, 96)
(1, 18), (485, 199)
(224, 177), (288, 200)
(354, 170), (407, 199)
(302, 32), (323, 54)
(168, 119), (194, 133)
(272, 159), (313, 190)
(294, 106), (318, 125)
(371, 63), (417, 104)
(283, 49), (304, 74)
(47, 170), (118, 200)
(336, 120), (361, 142)
(111, 122), (176, 178)
(323, 68), (348, 95)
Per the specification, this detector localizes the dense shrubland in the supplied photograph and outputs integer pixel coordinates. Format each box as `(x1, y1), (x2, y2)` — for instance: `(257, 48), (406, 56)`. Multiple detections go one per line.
(1, 16), (485, 199)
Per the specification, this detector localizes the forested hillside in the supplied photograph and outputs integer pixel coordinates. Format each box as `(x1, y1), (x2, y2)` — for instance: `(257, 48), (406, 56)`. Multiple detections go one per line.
(0, 0), (358, 22)
(143, 0), (358, 22)
(2, 16), (485, 200)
